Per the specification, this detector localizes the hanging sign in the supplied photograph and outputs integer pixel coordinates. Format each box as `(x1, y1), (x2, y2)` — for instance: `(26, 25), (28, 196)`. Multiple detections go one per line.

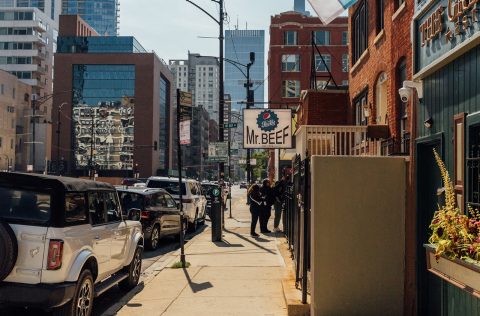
(243, 109), (292, 149)
(180, 120), (191, 145)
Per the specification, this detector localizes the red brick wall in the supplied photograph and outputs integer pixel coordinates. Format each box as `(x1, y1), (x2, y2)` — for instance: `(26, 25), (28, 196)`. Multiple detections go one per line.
(298, 90), (350, 126)
(268, 12), (349, 108)
(59, 15), (99, 37)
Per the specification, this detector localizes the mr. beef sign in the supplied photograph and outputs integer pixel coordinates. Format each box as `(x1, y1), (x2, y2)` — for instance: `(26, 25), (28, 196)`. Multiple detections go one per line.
(243, 109), (292, 149)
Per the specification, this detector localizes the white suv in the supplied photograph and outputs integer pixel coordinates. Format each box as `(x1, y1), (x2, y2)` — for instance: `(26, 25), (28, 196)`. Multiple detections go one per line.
(0, 173), (144, 316)
(146, 177), (206, 231)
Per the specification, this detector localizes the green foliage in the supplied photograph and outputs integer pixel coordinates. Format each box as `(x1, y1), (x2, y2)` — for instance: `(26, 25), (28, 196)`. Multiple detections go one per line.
(252, 150), (268, 181)
(429, 150), (480, 262)
(171, 261), (191, 269)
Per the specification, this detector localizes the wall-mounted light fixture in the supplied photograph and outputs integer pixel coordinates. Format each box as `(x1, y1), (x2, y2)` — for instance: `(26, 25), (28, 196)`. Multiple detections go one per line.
(424, 117), (433, 128)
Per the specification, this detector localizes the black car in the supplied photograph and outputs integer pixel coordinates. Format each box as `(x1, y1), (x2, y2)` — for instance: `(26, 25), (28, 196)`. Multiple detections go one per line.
(118, 188), (183, 250)
(200, 183), (222, 217)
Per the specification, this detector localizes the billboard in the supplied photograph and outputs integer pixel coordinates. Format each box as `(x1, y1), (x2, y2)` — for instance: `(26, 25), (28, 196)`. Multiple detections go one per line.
(243, 109), (292, 149)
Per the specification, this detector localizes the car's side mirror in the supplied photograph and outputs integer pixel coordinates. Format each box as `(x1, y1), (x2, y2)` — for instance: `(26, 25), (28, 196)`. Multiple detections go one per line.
(128, 208), (141, 221)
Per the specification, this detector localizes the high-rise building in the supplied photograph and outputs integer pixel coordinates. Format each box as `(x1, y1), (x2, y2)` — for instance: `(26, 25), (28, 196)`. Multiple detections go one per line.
(0, 1), (61, 171)
(53, 15), (174, 178)
(294, 0), (305, 13)
(169, 53), (220, 124)
(61, 0), (119, 36)
(225, 29), (265, 111)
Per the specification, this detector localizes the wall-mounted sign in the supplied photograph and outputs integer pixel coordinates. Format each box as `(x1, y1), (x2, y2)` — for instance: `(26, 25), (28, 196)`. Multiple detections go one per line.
(414, 0), (480, 75)
(180, 120), (191, 145)
(243, 109), (292, 149)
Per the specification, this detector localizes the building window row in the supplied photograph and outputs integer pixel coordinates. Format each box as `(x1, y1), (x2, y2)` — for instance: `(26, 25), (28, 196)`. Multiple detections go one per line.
(0, 27), (34, 35)
(0, 56), (32, 64)
(352, 0), (368, 64)
(281, 54), (300, 72)
(0, 42), (33, 50)
(315, 54), (331, 72)
(282, 80), (300, 98)
(0, 11), (34, 21)
(9, 71), (32, 79)
(284, 30), (348, 46)
(281, 54), (348, 73)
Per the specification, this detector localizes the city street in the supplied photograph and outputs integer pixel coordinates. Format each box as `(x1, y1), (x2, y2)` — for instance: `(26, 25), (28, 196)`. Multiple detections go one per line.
(0, 186), (242, 316)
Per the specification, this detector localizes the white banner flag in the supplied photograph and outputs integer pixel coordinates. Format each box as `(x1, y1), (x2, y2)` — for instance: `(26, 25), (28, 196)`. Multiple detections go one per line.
(180, 120), (191, 145)
(308, 0), (358, 24)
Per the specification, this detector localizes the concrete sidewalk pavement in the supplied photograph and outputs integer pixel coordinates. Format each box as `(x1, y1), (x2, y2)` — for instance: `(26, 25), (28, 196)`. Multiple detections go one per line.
(116, 191), (289, 316)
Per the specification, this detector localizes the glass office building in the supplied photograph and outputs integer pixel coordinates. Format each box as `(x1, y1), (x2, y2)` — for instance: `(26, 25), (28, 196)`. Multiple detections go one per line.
(62, 0), (119, 36)
(225, 29), (265, 111)
(57, 36), (146, 53)
(72, 64), (135, 171)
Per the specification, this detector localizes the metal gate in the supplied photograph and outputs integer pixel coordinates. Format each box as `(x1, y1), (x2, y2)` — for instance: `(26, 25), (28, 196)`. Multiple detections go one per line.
(284, 154), (310, 304)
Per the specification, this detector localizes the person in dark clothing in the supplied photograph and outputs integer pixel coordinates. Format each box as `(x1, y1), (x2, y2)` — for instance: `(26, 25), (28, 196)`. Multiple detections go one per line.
(273, 175), (288, 232)
(248, 184), (263, 237)
(260, 179), (275, 233)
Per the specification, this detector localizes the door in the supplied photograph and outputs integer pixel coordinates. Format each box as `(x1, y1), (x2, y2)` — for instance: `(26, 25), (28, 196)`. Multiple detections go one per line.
(162, 193), (181, 234)
(105, 191), (129, 270)
(88, 192), (112, 280)
(417, 138), (443, 316)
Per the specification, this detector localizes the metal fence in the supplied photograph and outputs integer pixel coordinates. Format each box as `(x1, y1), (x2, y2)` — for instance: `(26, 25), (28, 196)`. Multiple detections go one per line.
(284, 154), (310, 304)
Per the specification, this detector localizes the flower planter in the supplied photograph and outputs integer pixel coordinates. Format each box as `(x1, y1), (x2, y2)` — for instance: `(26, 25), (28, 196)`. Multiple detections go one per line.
(425, 244), (480, 298)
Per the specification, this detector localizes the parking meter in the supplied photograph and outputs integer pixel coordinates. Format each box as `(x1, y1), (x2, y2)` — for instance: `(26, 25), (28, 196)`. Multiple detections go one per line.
(210, 186), (222, 242)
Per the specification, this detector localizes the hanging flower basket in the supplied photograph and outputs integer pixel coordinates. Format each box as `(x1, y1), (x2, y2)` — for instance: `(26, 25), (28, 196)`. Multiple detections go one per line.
(425, 244), (480, 298)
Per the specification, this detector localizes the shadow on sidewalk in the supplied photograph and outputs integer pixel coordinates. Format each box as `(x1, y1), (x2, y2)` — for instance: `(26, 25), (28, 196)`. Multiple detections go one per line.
(224, 227), (276, 255)
(213, 239), (244, 248)
(183, 268), (213, 293)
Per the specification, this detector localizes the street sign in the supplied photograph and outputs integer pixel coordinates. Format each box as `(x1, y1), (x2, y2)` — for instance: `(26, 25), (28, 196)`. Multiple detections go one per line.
(212, 188), (221, 197)
(180, 120), (191, 145)
(208, 142), (228, 162)
(224, 123), (237, 129)
(179, 91), (192, 106)
(239, 159), (257, 166)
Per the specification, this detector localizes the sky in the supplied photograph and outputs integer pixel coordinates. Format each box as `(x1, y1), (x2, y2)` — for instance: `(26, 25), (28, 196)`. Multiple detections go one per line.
(120, 0), (316, 61)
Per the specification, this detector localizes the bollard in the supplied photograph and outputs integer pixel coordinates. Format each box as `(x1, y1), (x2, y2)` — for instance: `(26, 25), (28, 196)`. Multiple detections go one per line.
(210, 186), (222, 241)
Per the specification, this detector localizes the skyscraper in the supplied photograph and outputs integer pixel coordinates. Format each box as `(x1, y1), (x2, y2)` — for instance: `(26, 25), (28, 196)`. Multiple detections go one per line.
(61, 0), (119, 35)
(224, 29), (264, 111)
(294, 0), (305, 13)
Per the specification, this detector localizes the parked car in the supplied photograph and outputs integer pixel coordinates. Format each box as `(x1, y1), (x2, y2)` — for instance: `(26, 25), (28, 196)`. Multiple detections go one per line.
(146, 177), (206, 232)
(0, 173), (144, 316)
(240, 182), (248, 189)
(118, 188), (184, 250)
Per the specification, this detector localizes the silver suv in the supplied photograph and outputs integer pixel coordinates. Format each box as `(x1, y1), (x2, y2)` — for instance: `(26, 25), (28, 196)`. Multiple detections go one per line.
(0, 173), (144, 316)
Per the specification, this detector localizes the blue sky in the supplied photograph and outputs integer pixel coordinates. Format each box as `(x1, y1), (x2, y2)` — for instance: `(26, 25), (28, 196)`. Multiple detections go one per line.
(120, 0), (316, 61)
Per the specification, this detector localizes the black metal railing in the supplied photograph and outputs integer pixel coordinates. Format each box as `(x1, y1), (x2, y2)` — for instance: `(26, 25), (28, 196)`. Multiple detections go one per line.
(283, 154), (310, 304)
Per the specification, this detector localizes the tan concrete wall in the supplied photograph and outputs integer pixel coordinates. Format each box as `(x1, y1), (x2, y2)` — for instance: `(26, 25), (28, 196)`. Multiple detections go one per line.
(310, 156), (406, 316)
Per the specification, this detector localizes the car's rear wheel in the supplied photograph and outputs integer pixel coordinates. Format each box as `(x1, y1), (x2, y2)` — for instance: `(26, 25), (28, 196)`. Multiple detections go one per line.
(0, 220), (17, 282)
(53, 269), (94, 316)
(147, 225), (160, 250)
(119, 245), (142, 291)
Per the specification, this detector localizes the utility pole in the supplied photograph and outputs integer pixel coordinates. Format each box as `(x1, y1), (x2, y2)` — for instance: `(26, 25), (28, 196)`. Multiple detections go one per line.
(56, 102), (66, 175)
(31, 96), (36, 171)
(245, 52), (255, 184)
(90, 108), (95, 180)
(176, 89), (186, 267)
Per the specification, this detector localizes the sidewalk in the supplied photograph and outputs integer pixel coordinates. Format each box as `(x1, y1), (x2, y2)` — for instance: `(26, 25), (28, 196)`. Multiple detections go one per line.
(116, 193), (289, 316)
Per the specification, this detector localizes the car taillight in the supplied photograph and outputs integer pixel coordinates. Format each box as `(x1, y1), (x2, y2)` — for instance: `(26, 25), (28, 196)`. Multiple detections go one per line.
(47, 240), (64, 270)
(141, 211), (150, 219)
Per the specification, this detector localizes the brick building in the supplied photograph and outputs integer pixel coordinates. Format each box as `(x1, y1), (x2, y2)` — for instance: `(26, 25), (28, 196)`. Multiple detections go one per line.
(348, 0), (415, 313)
(268, 12), (349, 107)
(349, 0), (413, 155)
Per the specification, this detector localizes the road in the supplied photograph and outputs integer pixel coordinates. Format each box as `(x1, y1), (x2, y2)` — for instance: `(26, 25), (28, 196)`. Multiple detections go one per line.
(0, 185), (247, 316)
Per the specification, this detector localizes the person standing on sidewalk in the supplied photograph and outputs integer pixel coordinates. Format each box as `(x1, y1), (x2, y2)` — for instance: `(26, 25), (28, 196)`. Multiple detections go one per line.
(248, 184), (263, 237)
(273, 175), (288, 232)
(260, 179), (275, 233)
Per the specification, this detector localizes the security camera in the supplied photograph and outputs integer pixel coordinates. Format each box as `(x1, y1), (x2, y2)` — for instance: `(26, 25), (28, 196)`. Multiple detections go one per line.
(398, 87), (410, 102)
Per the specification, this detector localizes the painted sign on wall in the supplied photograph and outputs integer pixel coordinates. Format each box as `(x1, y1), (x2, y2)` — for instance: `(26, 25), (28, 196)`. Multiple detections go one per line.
(243, 109), (292, 149)
(414, 0), (480, 75)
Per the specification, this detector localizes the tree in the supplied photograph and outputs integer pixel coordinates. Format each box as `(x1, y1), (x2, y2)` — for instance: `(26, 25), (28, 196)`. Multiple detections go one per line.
(252, 150), (268, 181)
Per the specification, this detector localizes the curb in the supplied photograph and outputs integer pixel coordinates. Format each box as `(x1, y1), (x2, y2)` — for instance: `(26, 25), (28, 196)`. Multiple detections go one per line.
(101, 226), (210, 316)
(276, 235), (311, 316)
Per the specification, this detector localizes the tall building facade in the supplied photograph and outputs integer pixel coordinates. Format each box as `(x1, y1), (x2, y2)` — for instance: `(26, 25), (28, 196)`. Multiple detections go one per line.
(0, 1), (60, 171)
(169, 53), (220, 124)
(53, 15), (174, 180)
(268, 12), (349, 108)
(225, 29), (265, 111)
(61, 0), (119, 35)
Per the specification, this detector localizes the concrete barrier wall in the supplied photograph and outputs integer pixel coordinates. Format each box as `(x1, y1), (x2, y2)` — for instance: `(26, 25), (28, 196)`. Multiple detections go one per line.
(310, 156), (406, 316)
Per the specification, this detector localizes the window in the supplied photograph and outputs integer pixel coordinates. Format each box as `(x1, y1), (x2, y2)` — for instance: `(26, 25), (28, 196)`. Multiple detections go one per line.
(10, 138), (13, 149)
(1, 84), (4, 95)
(342, 54), (349, 72)
(352, 0), (368, 64)
(281, 54), (300, 72)
(376, 0), (385, 33)
(342, 31), (348, 45)
(65, 192), (87, 224)
(315, 54), (331, 72)
(0, 187), (51, 223)
(284, 30), (297, 45)
(342, 80), (349, 86)
(314, 31), (330, 45)
(354, 91), (368, 126)
(106, 192), (121, 222)
(375, 72), (388, 124)
(164, 194), (176, 209)
(455, 113), (466, 212)
(88, 192), (106, 225)
(282, 80), (300, 98)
